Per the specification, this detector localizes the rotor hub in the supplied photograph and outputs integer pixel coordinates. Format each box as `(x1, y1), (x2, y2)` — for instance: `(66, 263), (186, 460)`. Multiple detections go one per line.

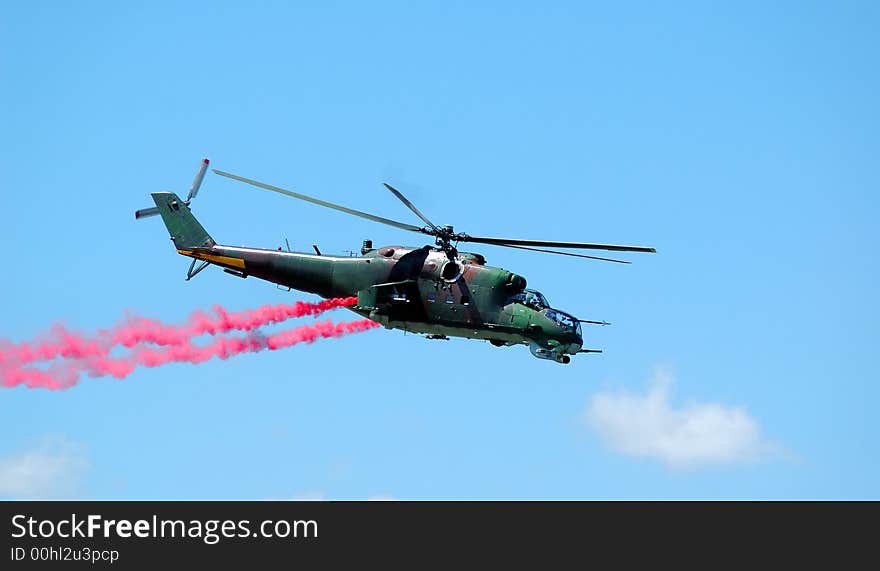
(433, 225), (459, 252)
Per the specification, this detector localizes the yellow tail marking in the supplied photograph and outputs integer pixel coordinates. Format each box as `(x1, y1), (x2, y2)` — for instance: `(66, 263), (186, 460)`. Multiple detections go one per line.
(176, 249), (246, 269)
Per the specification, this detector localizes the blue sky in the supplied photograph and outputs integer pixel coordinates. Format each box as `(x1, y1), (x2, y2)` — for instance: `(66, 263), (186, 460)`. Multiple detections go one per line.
(0, 1), (877, 499)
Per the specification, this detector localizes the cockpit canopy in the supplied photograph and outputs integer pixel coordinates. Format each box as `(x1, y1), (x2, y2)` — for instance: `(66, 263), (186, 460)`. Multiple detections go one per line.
(508, 289), (551, 311)
(507, 289), (581, 336)
(545, 309), (581, 336)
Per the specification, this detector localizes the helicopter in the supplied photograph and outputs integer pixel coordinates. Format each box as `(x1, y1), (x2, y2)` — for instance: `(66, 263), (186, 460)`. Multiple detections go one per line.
(135, 159), (655, 364)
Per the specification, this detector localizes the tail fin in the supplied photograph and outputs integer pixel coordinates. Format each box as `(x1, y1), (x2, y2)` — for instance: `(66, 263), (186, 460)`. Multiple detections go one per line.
(151, 192), (215, 250)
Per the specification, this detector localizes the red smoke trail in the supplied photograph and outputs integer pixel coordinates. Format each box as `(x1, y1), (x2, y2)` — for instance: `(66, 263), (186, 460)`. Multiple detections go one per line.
(0, 298), (379, 391)
(0, 297), (357, 366)
(93, 319), (380, 375)
(1, 319), (379, 390)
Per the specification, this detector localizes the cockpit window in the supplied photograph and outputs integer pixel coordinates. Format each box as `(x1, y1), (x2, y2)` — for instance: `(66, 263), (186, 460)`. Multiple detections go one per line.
(545, 309), (582, 336)
(508, 289), (582, 336)
(508, 289), (551, 311)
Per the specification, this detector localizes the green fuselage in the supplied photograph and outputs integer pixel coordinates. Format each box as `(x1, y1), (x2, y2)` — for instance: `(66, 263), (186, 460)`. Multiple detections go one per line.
(151, 189), (584, 363)
(178, 243), (584, 361)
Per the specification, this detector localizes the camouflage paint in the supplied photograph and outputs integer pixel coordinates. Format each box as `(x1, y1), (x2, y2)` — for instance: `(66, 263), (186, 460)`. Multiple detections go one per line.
(152, 192), (584, 363)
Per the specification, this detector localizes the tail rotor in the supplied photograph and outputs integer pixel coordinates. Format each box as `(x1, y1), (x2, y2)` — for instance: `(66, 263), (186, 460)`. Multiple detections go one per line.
(185, 157), (209, 203)
(135, 158), (210, 220)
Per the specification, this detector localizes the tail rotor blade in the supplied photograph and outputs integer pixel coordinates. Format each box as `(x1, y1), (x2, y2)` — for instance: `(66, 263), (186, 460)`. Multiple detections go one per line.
(186, 158), (210, 202)
(135, 206), (160, 220)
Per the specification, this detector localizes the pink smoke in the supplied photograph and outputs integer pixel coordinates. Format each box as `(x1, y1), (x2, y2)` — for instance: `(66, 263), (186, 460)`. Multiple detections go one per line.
(0, 298), (380, 391)
(0, 297), (358, 366)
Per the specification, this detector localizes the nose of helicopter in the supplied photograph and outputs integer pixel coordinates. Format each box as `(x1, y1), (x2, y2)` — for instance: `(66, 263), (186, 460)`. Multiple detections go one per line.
(564, 338), (583, 355)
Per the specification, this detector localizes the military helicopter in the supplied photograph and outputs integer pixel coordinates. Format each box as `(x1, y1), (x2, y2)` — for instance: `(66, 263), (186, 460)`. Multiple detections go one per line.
(135, 159), (655, 364)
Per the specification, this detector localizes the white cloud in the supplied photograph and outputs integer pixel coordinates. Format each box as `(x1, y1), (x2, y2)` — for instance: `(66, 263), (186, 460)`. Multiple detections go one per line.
(585, 368), (777, 470)
(0, 437), (89, 499)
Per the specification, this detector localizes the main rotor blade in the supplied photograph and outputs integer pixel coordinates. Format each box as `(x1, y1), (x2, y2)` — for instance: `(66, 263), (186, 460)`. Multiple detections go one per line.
(213, 170), (426, 233)
(460, 235), (656, 253)
(382, 183), (440, 233)
(500, 244), (632, 264)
